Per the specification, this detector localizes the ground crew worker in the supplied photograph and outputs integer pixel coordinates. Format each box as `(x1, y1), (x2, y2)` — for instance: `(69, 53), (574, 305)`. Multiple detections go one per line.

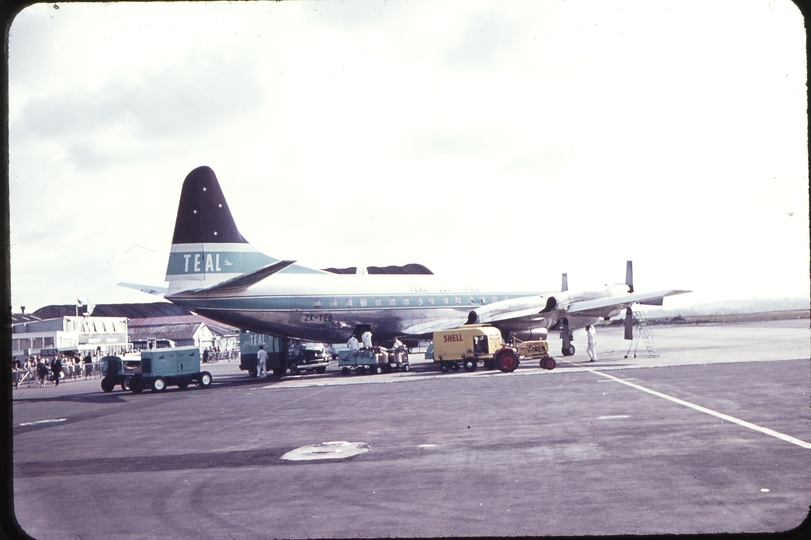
(257, 345), (268, 378)
(392, 337), (404, 352)
(586, 325), (597, 362)
(51, 356), (63, 386)
(361, 330), (373, 349)
(347, 334), (360, 353)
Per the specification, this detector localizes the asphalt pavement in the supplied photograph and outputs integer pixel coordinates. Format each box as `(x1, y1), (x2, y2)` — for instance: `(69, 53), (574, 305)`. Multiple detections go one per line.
(9, 319), (811, 539)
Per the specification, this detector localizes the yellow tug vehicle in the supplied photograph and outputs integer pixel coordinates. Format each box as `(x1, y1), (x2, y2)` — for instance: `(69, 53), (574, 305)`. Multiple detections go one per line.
(430, 325), (555, 373)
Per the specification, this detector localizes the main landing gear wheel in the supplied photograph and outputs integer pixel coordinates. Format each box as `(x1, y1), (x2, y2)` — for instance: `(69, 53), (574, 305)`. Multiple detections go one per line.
(562, 344), (575, 356)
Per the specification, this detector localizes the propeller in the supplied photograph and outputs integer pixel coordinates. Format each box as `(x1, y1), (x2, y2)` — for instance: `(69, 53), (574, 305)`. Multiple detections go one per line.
(624, 307), (634, 340)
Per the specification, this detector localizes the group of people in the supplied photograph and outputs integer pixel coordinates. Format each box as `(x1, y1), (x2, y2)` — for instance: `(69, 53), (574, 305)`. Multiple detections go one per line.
(346, 330), (404, 353)
(346, 329), (375, 352)
(202, 347), (236, 363)
(13, 353), (97, 387)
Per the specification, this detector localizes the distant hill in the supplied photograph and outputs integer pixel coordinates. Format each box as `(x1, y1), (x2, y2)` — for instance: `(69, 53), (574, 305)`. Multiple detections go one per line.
(642, 297), (809, 319)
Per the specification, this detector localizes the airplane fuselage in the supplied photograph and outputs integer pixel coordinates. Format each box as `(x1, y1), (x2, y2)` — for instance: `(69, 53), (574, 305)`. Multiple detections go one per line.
(168, 273), (551, 343)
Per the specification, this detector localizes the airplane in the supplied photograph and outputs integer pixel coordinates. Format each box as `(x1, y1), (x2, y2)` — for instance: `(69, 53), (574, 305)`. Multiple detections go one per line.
(123, 166), (690, 355)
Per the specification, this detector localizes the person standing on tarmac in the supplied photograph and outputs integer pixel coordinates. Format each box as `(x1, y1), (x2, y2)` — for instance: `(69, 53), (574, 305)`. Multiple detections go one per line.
(51, 356), (63, 386)
(586, 325), (597, 362)
(256, 345), (268, 378)
(37, 358), (48, 387)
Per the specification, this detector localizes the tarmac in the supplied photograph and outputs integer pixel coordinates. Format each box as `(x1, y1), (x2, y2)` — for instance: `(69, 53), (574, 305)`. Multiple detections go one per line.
(9, 319), (811, 539)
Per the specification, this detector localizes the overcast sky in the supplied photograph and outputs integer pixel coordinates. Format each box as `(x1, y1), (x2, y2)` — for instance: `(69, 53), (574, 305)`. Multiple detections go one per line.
(7, 0), (808, 314)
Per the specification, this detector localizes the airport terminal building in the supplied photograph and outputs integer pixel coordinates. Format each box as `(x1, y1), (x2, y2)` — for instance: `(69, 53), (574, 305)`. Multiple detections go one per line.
(10, 302), (239, 363)
(11, 316), (129, 361)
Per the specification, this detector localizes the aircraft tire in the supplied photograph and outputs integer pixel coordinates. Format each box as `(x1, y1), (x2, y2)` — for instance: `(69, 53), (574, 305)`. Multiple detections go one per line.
(562, 345), (575, 356)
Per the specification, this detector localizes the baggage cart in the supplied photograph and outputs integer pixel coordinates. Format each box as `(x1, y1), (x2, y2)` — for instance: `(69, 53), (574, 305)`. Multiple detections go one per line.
(100, 347), (212, 393)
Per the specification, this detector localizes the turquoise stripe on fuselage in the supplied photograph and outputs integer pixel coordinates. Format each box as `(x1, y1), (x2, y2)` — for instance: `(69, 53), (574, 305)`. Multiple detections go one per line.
(166, 250), (323, 277)
(170, 292), (535, 312)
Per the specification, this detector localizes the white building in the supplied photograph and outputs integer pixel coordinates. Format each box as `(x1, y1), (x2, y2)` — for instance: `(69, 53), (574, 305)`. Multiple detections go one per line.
(12, 316), (129, 361)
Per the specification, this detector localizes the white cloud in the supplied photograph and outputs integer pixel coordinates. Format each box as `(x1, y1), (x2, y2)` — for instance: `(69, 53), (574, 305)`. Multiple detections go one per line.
(7, 0), (808, 312)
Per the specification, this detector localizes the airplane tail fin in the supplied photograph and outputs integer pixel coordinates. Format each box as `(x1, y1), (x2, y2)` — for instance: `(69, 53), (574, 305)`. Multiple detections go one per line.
(165, 166), (276, 295)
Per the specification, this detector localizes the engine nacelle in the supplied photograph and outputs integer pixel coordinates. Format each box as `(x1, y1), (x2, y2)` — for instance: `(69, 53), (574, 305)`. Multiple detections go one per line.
(510, 328), (548, 341)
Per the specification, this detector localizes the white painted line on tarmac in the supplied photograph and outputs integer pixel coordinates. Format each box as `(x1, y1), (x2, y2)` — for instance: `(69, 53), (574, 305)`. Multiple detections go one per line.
(19, 418), (66, 426)
(576, 364), (811, 450)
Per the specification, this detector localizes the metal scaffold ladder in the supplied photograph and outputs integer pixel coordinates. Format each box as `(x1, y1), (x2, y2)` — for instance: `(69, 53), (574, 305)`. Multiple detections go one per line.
(624, 309), (659, 358)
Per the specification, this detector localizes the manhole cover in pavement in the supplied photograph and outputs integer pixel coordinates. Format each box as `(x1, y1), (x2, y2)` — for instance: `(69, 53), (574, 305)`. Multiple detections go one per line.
(281, 441), (370, 461)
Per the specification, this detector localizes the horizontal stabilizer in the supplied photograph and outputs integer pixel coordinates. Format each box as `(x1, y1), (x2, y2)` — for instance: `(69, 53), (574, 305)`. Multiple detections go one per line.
(118, 282), (169, 296)
(200, 260), (297, 292)
(567, 289), (691, 314)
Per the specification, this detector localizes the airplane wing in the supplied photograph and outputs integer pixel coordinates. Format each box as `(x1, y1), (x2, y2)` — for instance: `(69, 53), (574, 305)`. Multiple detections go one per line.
(566, 289), (691, 316)
(398, 296), (549, 336)
(118, 282), (169, 296)
(399, 318), (469, 336)
(470, 296), (550, 324)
